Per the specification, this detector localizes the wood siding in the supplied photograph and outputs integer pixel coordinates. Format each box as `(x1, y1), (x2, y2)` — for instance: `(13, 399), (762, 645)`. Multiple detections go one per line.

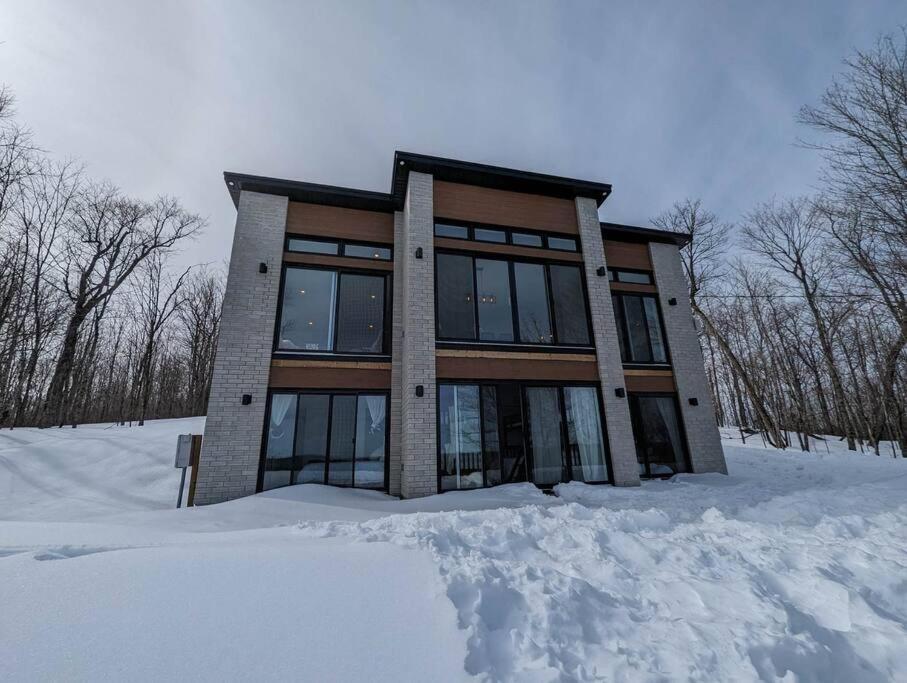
(269, 359), (391, 390)
(433, 180), (578, 234)
(604, 240), (651, 270)
(286, 202), (394, 243)
(624, 369), (675, 393)
(436, 349), (598, 382)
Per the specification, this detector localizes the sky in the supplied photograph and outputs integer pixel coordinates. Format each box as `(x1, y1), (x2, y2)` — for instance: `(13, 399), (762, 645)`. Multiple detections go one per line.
(1, 1), (903, 270)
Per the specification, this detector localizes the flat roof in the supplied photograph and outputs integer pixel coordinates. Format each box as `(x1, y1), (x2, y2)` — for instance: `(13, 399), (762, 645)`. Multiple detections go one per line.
(600, 221), (692, 247)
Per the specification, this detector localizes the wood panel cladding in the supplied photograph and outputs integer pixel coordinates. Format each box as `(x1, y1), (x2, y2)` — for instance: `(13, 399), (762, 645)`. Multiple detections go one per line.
(434, 238), (583, 263)
(270, 360), (391, 390)
(609, 282), (657, 294)
(604, 240), (651, 270)
(286, 202), (394, 243)
(436, 349), (597, 381)
(283, 252), (393, 272)
(433, 180), (578, 235)
(624, 370), (675, 393)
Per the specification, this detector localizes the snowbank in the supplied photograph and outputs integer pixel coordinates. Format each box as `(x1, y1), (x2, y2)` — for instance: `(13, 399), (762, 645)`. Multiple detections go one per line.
(1, 418), (906, 681)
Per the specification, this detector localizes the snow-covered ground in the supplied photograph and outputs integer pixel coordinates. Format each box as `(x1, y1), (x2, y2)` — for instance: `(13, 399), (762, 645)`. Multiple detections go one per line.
(1, 419), (905, 681)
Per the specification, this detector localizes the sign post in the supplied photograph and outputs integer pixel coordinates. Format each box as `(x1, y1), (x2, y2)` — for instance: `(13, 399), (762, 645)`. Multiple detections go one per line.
(175, 434), (192, 508)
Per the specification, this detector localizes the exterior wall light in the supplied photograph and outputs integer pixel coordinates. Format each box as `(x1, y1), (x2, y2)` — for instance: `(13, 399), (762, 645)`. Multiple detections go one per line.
(415, 385), (424, 397)
(241, 394), (252, 405)
(668, 297), (677, 306)
(614, 387), (626, 398)
(688, 397), (699, 406)
(596, 266), (607, 277)
(259, 262), (268, 274)
(415, 247), (423, 259)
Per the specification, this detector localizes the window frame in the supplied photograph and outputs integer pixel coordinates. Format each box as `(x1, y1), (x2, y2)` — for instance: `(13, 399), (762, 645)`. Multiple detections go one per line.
(607, 267), (654, 285)
(436, 379), (612, 493)
(258, 388), (391, 493)
(434, 248), (595, 350)
(627, 391), (692, 478)
(275, 263), (392, 357)
(285, 234), (393, 261)
(611, 291), (671, 366)
(434, 218), (581, 253)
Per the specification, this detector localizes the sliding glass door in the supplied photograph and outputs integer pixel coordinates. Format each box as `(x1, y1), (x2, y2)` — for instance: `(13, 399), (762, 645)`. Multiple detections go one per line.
(629, 393), (689, 477)
(439, 382), (609, 492)
(261, 391), (388, 491)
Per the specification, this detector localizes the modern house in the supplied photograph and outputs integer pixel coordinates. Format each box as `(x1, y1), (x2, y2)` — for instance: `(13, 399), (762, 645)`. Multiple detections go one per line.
(193, 152), (727, 505)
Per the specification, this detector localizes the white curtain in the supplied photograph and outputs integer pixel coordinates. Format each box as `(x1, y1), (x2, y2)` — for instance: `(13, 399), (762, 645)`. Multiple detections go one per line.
(654, 397), (684, 471)
(568, 388), (606, 481)
(271, 395), (294, 427)
(364, 396), (386, 432)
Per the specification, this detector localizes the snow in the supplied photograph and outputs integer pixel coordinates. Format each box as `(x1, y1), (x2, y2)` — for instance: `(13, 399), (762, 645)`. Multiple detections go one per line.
(1, 420), (906, 681)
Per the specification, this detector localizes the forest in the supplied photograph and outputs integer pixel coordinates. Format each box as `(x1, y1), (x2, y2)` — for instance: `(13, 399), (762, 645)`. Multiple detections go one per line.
(0, 31), (903, 458)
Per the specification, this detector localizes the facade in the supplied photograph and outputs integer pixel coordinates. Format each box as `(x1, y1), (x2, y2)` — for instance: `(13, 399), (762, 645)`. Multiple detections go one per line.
(194, 152), (727, 505)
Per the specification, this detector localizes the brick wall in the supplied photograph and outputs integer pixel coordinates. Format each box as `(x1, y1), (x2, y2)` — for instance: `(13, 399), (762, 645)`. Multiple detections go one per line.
(649, 242), (727, 474)
(194, 191), (288, 504)
(388, 211), (404, 496)
(575, 197), (641, 486)
(400, 172), (438, 498)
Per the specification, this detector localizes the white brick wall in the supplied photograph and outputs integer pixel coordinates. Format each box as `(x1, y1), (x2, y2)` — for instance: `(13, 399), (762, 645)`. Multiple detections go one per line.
(399, 172), (438, 498)
(575, 197), (641, 486)
(194, 191), (288, 504)
(649, 242), (727, 474)
(388, 211), (405, 496)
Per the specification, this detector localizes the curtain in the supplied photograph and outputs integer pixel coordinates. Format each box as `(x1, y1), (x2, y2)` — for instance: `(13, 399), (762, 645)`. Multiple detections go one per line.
(567, 388), (606, 481)
(654, 397), (685, 472)
(363, 396), (386, 432)
(271, 394), (294, 426)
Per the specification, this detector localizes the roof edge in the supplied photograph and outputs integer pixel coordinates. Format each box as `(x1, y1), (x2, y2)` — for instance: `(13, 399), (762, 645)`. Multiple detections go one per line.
(223, 172), (395, 213)
(600, 221), (692, 247)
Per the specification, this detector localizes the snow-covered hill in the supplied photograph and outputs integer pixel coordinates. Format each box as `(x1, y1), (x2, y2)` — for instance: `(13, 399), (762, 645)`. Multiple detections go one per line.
(1, 419), (905, 681)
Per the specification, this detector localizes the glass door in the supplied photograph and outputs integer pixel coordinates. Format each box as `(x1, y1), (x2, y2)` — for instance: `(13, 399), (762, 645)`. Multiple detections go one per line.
(629, 394), (689, 477)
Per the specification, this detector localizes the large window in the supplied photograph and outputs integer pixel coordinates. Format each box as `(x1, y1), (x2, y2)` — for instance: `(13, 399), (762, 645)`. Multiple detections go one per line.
(287, 236), (392, 261)
(277, 266), (389, 354)
(436, 254), (591, 347)
(435, 222), (580, 252)
(439, 382), (609, 491)
(629, 394), (688, 477)
(262, 391), (388, 490)
(612, 293), (668, 363)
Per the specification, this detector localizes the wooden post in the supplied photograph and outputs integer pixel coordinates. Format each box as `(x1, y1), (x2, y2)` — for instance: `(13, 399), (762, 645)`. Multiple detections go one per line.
(187, 434), (202, 507)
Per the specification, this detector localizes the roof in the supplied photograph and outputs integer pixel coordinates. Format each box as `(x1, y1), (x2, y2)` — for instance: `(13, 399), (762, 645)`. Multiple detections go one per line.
(223, 172), (395, 213)
(600, 221), (692, 247)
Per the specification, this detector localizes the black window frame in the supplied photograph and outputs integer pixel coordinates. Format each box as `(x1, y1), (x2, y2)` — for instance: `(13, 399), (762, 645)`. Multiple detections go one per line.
(285, 234), (393, 261)
(611, 291), (671, 366)
(434, 249), (595, 350)
(608, 267), (654, 285)
(258, 388), (391, 492)
(275, 263), (392, 358)
(436, 380), (612, 493)
(627, 391), (692, 478)
(434, 218), (582, 253)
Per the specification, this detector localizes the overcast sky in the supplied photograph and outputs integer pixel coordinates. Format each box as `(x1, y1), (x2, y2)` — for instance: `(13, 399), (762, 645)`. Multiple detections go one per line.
(1, 1), (902, 269)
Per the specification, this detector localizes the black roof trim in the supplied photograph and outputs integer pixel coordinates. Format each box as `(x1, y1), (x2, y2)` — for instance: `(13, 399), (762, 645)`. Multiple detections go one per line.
(223, 172), (395, 213)
(391, 151), (612, 209)
(600, 221), (691, 247)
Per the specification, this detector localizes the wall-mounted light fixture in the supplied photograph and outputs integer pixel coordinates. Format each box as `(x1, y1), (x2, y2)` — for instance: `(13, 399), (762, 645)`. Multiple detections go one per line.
(668, 297), (677, 306)
(241, 394), (252, 405)
(415, 247), (423, 259)
(688, 397), (699, 406)
(596, 266), (607, 277)
(614, 387), (626, 398)
(415, 385), (424, 397)
(259, 262), (268, 274)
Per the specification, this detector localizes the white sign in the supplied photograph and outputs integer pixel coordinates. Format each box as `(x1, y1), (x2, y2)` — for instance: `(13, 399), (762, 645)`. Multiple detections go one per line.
(175, 434), (192, 468)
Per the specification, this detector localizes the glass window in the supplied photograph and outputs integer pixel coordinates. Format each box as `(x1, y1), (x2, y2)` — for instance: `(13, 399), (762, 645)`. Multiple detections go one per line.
(607, 269), (616, 281)
(475, 259), (514, 342)
(263, 394), (297, 490)
(511, 232), (543, 248)
(295, 395), (330, 484)
(278, 268), (337, 351)
(617, 270), (652, 284)
(481, 386), (502, 487)
(344, 243), (392, 260)
(335, 274), (385, 354)
(564, 387), (607, 482)
(514, 262), (552, 343)
(355, 395), (386, 489)
(327, 395), (356, 486)
(474, 228), (506, 243)
(631, 395), (687, 476)
(525, 387), (564, 487)
(436, 253), (476, 339)
(435, 223), (469, 239)
(439, 385), (483, 491)
(549, 265), (590, 345)
(623, 296), (651, 361)
(498, 384), (528, 484)
(287, 238), (339, 255)
(643, 298), (667, 362)
(547, 236), (578, 252)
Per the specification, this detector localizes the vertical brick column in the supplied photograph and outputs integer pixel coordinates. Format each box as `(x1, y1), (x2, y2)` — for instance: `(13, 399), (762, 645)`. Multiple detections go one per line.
(575, 197), (641, 486)
(399, 171), (438, 498)
(194, 190), (288, 505)
(388, 211), (405, 496)
(649, 243), (727, 474)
